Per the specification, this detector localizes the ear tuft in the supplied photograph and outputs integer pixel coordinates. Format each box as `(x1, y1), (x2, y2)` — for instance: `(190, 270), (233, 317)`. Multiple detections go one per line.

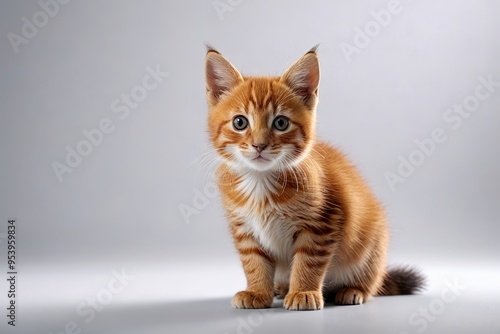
(205, 49), (243, 107)
(280, 48), (320, 108)
(205, 42), (218, 54)
(308, 44), (320, 53)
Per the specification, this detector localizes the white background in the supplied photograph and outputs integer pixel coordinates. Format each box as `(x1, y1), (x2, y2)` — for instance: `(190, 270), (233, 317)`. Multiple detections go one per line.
(1, 1), (499, 333)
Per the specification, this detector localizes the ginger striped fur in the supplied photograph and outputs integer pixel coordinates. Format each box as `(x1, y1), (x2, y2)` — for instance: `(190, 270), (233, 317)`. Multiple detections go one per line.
(205, 46), (424, 311)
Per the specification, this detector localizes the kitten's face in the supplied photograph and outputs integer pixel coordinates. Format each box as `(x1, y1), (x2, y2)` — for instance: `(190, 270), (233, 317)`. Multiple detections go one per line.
(205, 48), (320, 173)
(208, 78), (315, 172)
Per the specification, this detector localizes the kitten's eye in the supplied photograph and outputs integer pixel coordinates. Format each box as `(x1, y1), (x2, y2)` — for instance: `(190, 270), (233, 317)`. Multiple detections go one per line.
(232, 115), (248, 131)
(273, 116), (289, 131)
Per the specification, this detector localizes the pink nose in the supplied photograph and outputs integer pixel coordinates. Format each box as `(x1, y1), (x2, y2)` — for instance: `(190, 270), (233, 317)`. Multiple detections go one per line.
(252, 144), (268, 153)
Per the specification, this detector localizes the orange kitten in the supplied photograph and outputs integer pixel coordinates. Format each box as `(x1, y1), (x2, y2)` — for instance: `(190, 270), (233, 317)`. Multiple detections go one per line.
(205, 46), (424, 310)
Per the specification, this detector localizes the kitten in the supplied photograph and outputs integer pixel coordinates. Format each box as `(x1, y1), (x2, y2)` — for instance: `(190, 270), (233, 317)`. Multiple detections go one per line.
(205, 45), (424, 310)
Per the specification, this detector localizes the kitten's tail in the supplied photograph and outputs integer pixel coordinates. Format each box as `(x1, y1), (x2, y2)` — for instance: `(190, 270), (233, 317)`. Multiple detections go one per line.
(379, 266), (426, 295)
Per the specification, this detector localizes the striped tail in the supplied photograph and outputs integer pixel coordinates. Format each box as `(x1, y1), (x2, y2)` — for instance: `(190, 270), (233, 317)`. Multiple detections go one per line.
(379, 266), (426, 295)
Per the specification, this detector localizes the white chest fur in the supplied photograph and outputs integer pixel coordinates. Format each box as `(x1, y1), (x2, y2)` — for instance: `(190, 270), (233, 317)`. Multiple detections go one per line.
(235, 171), (296, 262)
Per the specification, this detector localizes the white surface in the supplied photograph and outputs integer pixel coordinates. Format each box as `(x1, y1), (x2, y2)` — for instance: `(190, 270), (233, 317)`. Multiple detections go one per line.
(5, 262), (500, 334)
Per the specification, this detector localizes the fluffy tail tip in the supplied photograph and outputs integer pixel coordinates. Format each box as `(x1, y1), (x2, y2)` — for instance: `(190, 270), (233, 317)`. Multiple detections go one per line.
(381, 266), (426, 295)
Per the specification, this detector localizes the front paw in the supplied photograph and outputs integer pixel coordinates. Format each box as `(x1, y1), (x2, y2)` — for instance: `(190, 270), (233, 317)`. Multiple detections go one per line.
(231, 290), (273, 309)
(283, 291), (323, 310)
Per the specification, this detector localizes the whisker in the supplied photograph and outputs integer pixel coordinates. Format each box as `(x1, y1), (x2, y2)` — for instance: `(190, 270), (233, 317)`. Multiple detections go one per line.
(283, 157), (299, 192)
(276, 160), (288, 195)
(310, 147), (325, 160)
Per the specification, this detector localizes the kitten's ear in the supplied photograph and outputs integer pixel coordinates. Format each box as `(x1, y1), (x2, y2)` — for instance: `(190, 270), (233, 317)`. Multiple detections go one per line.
(280, 46), (320, 108)
(205, 47), (244, 107)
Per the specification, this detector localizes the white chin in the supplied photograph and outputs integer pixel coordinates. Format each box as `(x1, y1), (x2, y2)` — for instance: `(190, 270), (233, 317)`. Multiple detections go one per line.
(243, 158), (276, 172)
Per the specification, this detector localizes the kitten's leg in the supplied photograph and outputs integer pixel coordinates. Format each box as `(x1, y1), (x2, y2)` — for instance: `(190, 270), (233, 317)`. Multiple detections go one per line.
(334, 287), (366, 305)
(274, 283), (289, 299)
(331, 236), (388, 305)
(231, 232), (275, 309)
(283, 230), (333, 310)
(274, 261), (290, 299)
